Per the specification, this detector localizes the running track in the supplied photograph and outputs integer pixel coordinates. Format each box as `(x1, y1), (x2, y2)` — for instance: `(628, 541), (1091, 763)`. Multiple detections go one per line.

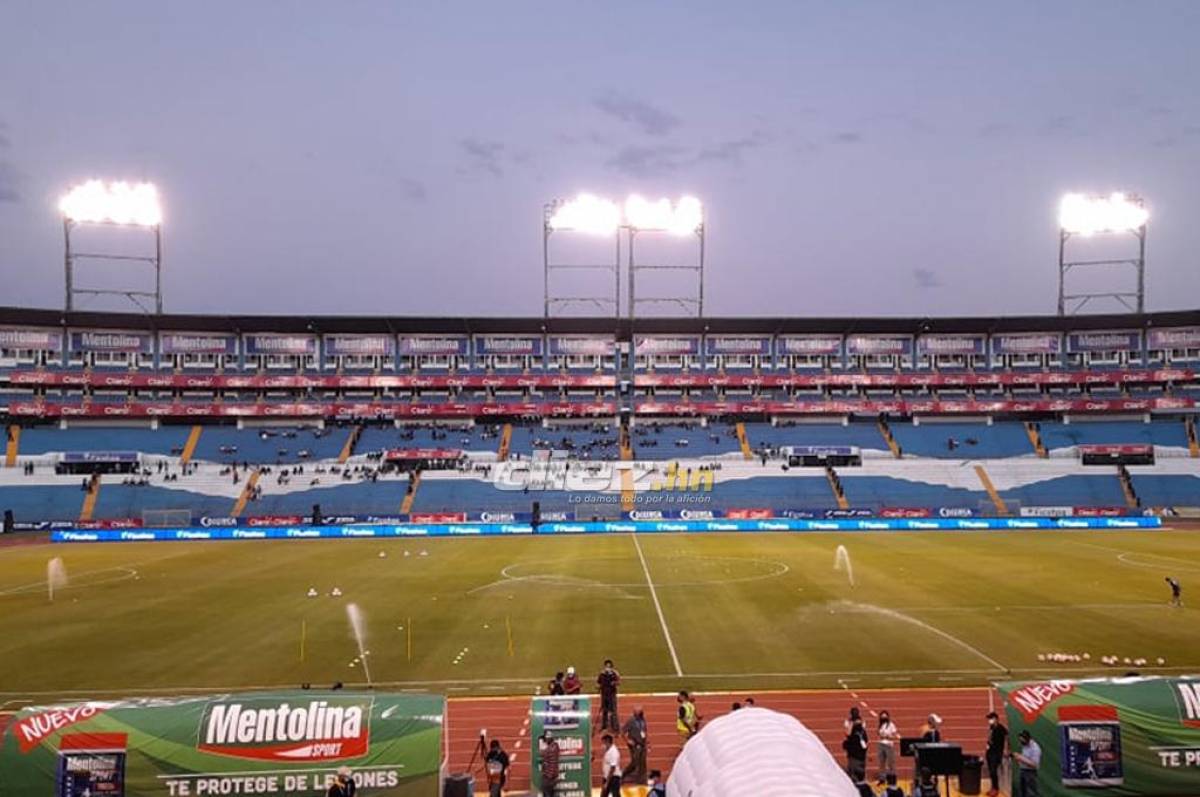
(445, 687), (996, 793)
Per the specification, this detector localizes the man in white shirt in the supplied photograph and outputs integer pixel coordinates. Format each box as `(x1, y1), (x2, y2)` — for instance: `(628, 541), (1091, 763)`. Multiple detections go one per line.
(600, 733), (622, 797)
(1012, 730), (1041, 797)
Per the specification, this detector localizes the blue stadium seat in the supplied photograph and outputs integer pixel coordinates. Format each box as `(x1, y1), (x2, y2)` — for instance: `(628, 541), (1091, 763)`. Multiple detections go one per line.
(1039, 421), (1188, 450)
(18, 426), (192, 457)
(999, 475), (1127, 507)
(888, 422), (1034, 458)
(190, 426), (347, 464)
(1127, 474), (1200, 508)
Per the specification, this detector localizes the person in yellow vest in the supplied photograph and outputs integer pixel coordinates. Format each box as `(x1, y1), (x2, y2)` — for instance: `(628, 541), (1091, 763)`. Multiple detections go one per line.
(676, 690), (700, 744)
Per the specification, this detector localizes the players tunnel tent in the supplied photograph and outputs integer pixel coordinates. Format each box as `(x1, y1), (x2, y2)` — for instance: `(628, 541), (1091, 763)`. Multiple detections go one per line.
(0, 691), (445, 796)
(667, 707), (859, 797)
(998, 676), (1200, 796)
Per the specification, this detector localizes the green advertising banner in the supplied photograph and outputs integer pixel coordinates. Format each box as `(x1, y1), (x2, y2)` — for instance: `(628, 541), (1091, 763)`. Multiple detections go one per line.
(998, 676), (1200, 796)
(529, 696), (591, 797)
(0, 691), (444, 797)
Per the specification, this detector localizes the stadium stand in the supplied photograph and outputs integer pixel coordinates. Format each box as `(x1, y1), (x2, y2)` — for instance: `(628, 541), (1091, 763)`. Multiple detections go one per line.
(887, 421), (1034, 459)
(2, 306), (1199, 525)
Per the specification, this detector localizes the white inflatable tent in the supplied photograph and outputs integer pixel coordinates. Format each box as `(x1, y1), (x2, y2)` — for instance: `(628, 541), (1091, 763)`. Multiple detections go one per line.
(668, 707), (860, 797)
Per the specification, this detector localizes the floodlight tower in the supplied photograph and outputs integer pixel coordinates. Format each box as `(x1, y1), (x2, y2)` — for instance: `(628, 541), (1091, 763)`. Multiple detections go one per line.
(626, 195), (705, 322)
(543, 195), (622, 322)
(60, 180), (164, 314)
(1057, 192), (1148, 315)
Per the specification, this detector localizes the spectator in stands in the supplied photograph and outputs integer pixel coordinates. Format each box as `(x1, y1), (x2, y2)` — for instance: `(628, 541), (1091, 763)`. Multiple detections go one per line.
(1012, 731), (1041, 797)
(597, 660), (621, 732)
(600, 733), (622, 797)
(622, 705), (648, 783)
(538, 732), (560, 797)
(548, 671), (565, 695)
(563, 665), (582, 695)
(876, 710), (900, 783)
(985, 711), (1009, 797)
(676, 690), (699, 743)
(882, 773), (904, 797)
(326, 766), (355, 797)
(484, 739), (509, 797)
(920, 713), (942, 742)
(843, 707), (869, 783)
(646, 769), (666, 797)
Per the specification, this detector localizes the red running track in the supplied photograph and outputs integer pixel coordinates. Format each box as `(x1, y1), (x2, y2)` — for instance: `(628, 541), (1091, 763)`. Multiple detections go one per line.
(446, 687), (996, 793)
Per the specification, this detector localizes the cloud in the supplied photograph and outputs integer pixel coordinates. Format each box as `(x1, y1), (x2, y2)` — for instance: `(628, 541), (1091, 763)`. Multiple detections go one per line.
(832, 131), (863, 144)
(913, 268), (942, 289)
(594, 91), (681, 136)
(459, 137), (506, 177)
(0, 161), (19, 203)
(396, 177), (427, 202)
(1039, 115), (1087, 138)
(695, 131), (769, 166)
(605, 145), (685, 177)
(978, 121), (1012, 138)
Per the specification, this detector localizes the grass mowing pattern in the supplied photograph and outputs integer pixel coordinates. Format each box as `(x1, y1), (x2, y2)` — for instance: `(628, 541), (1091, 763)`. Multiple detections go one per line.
(0, 530), (1197, 699)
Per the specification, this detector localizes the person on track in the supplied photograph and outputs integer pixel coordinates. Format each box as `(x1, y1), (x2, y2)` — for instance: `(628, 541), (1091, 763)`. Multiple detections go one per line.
(676, 690), (700, 743)
(1167, 576), (1183, 607)
(600, 733), (622, 797)
(622, 705), (649, 784)
(1012, 730), (1042, 797)
(876, 709), (900, 783)
(564, 665), (582, 695)
(985, 711), (1009, 797)
(920, 713), (943, 743)
(647, 769), (667, 797)
(538, 731), (560, 797)
(597, 659), (621, 732)
(326, 766), (356, 797)
(548, 671), (565, 696)
(484, 739), (510, 797)
(843, 707), (869, 783)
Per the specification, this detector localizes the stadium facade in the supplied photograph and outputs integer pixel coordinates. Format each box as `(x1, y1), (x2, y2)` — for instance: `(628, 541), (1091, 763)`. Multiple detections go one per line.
(1, 305), (1198, 531)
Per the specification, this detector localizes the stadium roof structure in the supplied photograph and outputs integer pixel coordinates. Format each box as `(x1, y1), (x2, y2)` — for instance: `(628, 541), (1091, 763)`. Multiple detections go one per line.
(1, 305), (1198, 336)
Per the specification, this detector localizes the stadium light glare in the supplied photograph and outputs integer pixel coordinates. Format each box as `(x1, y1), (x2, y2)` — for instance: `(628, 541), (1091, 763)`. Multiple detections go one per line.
(59, 180), (163, 227)
(624, 194), (703, 234)
(1058, 192), (1147, 236)
(547, 193), (621, 235)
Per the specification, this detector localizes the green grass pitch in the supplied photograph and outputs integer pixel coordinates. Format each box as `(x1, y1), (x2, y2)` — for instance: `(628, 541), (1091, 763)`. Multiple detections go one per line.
(1, 530), (1197, 701)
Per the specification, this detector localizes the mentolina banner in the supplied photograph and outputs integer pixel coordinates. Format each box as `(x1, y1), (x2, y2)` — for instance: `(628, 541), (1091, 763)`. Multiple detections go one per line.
(0, 691), (444, 796)
(998, 676), (1200, 796)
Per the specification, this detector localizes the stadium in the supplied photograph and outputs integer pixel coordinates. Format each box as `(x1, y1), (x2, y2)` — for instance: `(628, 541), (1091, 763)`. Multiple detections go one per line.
(3, 6), (1200, 797)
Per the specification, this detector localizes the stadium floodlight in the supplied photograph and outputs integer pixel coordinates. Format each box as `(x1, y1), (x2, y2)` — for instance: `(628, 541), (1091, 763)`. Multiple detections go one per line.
(1056, 191), (1147, 315)
(624, 195), (703, 235)
(59, 180), (163, 227)
(544, 194), (622, 321)
(1058, 192), (1147, 236)
(60, 179), (164, 314)
(547, 194), (621, 235)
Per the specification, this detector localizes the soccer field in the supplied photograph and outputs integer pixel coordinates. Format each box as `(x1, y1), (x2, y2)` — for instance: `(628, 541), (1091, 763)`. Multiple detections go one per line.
(1, 530), (1197, 701)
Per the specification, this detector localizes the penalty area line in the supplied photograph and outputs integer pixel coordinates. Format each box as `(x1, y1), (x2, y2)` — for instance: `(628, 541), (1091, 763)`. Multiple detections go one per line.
(632, 533), (683, 677)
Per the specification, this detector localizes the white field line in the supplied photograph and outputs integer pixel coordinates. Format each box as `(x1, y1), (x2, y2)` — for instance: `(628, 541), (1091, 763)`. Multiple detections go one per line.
(632, 533), (683, 677)
(7, 666), (1200, 699)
